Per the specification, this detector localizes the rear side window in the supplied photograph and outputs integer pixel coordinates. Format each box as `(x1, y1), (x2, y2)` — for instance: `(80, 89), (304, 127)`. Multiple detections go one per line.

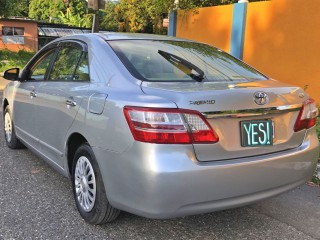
(74, 53), (90, 81)
(108, 40), (268, 82)
(48, 46), (83, 81)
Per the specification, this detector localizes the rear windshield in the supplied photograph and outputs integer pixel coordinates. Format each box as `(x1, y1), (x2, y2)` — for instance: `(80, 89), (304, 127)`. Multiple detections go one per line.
(108, 40), (268, 82)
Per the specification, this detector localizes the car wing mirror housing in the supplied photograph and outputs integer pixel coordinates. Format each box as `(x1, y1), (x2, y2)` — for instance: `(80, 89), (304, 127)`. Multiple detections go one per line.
(3, 68), (20, 81)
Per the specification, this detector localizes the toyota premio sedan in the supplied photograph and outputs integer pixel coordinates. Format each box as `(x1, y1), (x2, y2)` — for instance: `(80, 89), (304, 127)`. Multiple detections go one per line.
(2, 33), (319, 225)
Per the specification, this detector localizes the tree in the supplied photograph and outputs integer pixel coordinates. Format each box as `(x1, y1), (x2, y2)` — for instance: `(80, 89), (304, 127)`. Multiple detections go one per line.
(59, 7), (92, 27)
(118, 0), (155, 33)
(65, 0), (88, 16)
(29, 0), (65, 22)
(100, 1), (119, 31)
(102, 0), (268, 34)
(28, 0), (89, 26)
(17, 0), (30, 17)
(0, 0), (20, 17)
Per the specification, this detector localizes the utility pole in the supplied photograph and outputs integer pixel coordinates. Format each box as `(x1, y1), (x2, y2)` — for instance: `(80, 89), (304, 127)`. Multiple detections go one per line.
(92, 13), (99, 33)
(87, 0), (105, 33)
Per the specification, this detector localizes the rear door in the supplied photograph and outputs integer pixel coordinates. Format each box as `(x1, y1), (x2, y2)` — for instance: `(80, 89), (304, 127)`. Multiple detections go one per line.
(35, 41), (90, 167)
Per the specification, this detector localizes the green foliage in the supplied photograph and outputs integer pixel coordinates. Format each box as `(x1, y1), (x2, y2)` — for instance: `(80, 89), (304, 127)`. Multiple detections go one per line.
(16, 0), (30, 17)
(118, 0), (155, 33)
(59, 8), (92, 28)
(100, 0), (166, 33)
(28, 0), (91, 27)
(2, 0), (268, 33)
(29, 0), (65, 21)
(0, 0), (30, 17)
(100, 0), (268, 34)
(68, 0), (88, 16)
(100, 1), (121, 31)
(0, 50), (35, 72)
(0, 0), (20, 17)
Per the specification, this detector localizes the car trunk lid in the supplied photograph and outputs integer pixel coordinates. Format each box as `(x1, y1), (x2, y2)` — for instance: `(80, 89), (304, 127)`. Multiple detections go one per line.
(141, 79), (308, 161)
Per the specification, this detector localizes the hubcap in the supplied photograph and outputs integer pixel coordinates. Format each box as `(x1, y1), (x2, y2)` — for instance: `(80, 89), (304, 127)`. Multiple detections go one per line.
(74, 156), (96, 212)
(4, 112), (12, 143)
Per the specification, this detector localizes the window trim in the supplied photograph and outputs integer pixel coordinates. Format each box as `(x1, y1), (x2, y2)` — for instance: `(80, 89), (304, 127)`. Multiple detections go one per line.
(22, 40), (90, 83)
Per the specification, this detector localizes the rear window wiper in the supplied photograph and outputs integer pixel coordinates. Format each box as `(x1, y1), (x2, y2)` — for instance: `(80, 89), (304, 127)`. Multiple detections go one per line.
(158, 50), (205, 82)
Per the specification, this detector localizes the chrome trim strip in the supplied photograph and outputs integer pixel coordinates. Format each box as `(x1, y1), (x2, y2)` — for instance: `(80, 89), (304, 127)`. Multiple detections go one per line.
(203, 104), (302, 119)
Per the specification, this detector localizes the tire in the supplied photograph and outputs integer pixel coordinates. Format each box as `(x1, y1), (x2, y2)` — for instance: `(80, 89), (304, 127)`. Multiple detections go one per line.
(71, 143), (120, 224)
(3, 106), (25, 149)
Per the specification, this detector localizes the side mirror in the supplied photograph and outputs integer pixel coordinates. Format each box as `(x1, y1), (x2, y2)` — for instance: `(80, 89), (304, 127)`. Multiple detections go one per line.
(3, 68), (20, 81)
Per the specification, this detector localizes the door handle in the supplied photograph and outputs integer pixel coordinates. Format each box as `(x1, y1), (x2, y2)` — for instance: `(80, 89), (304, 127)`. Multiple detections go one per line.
(66, 98), (77, 107)
(30, 91), (37, 98)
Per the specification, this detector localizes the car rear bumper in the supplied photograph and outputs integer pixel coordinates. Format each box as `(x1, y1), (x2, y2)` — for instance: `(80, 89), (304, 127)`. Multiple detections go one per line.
(93, 129), (319, 219)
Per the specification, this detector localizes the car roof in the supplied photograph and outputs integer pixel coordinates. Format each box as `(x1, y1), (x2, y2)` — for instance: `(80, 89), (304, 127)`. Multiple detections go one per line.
(96, 32), (193, 42)
(46, 32), (197, 48)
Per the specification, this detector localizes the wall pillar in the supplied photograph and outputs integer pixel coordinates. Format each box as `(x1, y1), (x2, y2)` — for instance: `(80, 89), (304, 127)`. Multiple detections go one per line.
(230, 1), (248, 59)
(168, 11), (177, 37)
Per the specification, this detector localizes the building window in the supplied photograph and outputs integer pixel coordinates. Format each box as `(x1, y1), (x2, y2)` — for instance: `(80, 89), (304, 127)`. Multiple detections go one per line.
(2, 26), (25, 36)
(2, 26), (25, 44)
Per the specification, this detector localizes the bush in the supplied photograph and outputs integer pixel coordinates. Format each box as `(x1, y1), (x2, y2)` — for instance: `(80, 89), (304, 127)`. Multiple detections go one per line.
(0, 50), (35, 72)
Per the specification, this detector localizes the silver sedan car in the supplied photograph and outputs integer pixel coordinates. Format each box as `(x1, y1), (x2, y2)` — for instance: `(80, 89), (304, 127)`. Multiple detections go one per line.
(2, 33), (319, 224)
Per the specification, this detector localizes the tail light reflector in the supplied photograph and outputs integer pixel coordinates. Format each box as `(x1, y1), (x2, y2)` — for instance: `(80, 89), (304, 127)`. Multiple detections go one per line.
(124, 107), (219, 144)
(294, 99), (318, 132)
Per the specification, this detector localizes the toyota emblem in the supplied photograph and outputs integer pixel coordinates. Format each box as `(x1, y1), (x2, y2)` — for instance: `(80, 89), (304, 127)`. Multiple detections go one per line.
(253, 92), (269, 105)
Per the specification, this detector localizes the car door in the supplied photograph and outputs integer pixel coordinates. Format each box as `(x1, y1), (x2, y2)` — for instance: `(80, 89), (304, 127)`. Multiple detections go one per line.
(13, 48), (57, 149)
(35, 41), (90, 167)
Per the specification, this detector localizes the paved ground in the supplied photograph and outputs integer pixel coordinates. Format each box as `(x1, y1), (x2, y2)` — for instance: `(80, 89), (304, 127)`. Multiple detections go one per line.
(0, 94), (320, 240)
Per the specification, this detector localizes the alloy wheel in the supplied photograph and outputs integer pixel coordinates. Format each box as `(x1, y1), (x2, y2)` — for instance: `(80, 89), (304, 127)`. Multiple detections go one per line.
(4, 112), (12, 143)
(74, 156), (96, 212)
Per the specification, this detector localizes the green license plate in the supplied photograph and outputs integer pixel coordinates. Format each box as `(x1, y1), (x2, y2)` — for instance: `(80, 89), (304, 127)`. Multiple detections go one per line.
(240, 120), (273, 147)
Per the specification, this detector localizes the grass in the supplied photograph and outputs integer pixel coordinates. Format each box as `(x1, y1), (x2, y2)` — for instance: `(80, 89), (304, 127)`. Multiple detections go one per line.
(0, 50), (35, 72)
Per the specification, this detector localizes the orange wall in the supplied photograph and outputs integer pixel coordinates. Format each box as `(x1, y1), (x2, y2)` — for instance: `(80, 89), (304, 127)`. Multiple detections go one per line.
(244, 0), (320, 103)
(176, 5), (233, 52)
(176, 1), (320, 103)
(0, 20), (38, 52)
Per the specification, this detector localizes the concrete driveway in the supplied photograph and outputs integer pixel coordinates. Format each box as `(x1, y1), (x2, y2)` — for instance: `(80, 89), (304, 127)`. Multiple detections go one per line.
(0, 91), (319, 240)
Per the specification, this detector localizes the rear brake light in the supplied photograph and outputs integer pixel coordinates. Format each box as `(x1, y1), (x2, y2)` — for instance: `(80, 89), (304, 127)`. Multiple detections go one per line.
(294, 99), (318, 132)
(124, 107), (219, 144)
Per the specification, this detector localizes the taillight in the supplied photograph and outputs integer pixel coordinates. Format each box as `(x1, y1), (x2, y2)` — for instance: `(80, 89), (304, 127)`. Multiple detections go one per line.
(123, 107), (219, 144)
(294, 99), (319, 132)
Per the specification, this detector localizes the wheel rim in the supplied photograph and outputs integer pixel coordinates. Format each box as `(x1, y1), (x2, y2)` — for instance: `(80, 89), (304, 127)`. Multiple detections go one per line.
(74, 156), (96, 212)
(4, 112), (12, 143)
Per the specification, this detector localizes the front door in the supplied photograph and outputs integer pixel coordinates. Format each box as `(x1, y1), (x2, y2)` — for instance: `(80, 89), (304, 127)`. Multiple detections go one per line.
(13, 49), (56, 149)
(35, 42), (90, 167)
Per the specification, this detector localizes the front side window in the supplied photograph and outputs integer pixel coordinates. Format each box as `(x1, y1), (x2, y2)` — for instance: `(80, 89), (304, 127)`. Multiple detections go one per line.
(30, 49), (56, 81)
(108, 40), (268, 82)
(48, 46), (83, 81)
